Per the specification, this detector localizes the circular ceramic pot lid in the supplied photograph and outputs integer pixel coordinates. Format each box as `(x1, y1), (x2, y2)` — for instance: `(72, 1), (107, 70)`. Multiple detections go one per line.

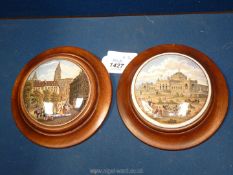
(117, 44), (228, 150)
(12, 46), (112, 148)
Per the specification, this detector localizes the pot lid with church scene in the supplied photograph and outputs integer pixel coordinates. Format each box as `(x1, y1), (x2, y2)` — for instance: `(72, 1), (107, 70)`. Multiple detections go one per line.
(24, 59), (90, 126)
(12, 46), (112, 148)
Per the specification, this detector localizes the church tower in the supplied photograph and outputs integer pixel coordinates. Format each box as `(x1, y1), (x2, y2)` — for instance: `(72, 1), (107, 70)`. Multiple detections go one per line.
(54, 62), (61, 81)
(31, 71), (38, 80)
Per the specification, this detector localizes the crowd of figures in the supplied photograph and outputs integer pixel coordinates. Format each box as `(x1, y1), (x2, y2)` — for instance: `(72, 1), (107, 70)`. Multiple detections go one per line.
(33, 102), (73, 121)
(148, 101), (180, 118)
(152, 105), (179, 117)
(141, 99), (194, 118)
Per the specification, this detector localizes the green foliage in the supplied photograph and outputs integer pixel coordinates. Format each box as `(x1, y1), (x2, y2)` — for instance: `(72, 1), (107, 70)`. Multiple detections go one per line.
(30, 90), (43, 107)
(23, 81), (33, 108)
(43, 90), (51, 102)
(51, 92), (59, 103)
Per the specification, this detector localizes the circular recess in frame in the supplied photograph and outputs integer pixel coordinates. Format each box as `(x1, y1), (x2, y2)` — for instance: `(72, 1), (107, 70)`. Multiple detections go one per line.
(117, 44), (228, 150)
(12, 46), (112, 148)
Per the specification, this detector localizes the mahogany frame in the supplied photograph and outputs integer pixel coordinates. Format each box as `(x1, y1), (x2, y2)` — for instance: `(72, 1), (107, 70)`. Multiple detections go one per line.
(12, 46), (112, 148)
(117, 44), (228, 150)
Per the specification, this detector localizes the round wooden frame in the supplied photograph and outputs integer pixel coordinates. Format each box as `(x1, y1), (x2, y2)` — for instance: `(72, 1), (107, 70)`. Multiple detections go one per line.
(12, 46), (112, 148)
(117, 44), (228, 150)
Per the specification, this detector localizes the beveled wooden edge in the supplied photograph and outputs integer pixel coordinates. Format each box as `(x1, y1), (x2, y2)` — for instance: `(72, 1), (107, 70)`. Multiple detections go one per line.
(12, 46), (112, 148)
(117, 44), (229, 150)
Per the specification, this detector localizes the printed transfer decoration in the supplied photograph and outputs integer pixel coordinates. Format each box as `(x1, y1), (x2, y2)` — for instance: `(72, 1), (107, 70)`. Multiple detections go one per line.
(23, 59), (89, 126)
(131, 53), (211, 129)
(117, 44), (228, 150)
(12, 46), (112, 148)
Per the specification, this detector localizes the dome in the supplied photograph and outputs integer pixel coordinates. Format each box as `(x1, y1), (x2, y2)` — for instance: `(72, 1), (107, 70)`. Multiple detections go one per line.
(170, 71), (187, 81)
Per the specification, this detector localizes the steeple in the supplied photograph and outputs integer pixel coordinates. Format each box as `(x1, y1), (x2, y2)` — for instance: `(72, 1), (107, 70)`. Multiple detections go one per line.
(31, 72), (38, 80)
(54, 62), (61, 81)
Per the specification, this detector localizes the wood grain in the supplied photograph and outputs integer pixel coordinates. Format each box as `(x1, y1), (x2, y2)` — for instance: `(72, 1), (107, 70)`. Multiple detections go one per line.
(12, 46), (112, 148)
(117, 44), (228, 150)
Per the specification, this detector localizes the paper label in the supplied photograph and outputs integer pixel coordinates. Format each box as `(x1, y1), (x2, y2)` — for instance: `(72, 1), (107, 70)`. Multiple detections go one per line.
(102, 51), (137, 74)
